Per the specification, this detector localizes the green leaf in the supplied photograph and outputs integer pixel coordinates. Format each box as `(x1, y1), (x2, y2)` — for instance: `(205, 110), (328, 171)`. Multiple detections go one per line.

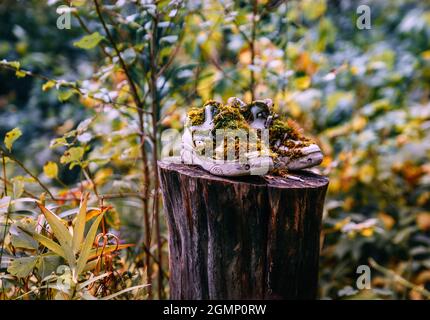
(4, 127), (22, 152)
(36, 254), (62, 279)
(73, 32), (105, 50)
(58, 89), (75, 102)
(72, 193), (89, 253)
(49, 137), (69, 149)
(7, 256), (39, 278)
(76, 209), (106, 275)
(1, 60), (21, 70)
(36, 203), (76, 269)
(11, 178), (25, 198)
(9, 61), (21, 69)
(10, 218), (38, 250)
(71, 0), (86, 6)
(60, 147), (84, 165)
(30, 232), (67, 259)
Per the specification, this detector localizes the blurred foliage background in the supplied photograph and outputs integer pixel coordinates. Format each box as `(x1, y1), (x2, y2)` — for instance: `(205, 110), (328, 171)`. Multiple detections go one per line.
(1, 0), (430, 299)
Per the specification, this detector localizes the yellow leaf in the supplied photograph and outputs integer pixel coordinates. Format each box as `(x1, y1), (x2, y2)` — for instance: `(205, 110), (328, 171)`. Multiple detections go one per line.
(76, 208), (107, 275)
(31, 232), (67, 259)
(4, 127), (22, 152)
(352, 116), (367, 132)
(15, 70), (27, 78)
(7, 256), (39, 278)
(42, 80), (56, 92)
(88, 244), (134, 261)
(416, 212), (430, 231)
(60, 147), (84, 164)
(421, 50), (430, 60)
(94, 168), (113, 185)
(72, 0), (85, 6)
(43, 162), (58, 179)
(294, 76), (311, 90)
(350, 66), (359, 75)
(378, 212), (395, 230)
(361, 228), (374, 237)
(358, 164), (375, 184)
(303, 0), (326, 20)
(37, 203), (76, 270)
(72, 193), (89, 253)
(85, 209), (104, 221)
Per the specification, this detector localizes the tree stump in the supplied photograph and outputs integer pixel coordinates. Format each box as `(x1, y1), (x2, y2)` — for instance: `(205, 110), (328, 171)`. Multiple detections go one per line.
(158, 161), (329, 300)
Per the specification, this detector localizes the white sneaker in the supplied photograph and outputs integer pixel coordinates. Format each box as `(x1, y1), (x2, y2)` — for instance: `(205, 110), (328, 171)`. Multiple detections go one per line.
(181, 100), (273, 176)
(246, 99), (323, 170)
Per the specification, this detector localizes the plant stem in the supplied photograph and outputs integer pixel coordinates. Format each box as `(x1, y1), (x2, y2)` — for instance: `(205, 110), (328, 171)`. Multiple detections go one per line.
(0, 152), (10, 297)
(0, 146), (55, 200)
(250, 0), (258, 100)
(93, 0), (153, 298)
(149, 9), (164, 299)
(369, 258), (430, 299)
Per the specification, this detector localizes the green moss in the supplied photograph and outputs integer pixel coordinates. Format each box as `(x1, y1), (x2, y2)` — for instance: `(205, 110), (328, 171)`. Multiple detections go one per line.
(269, 119), (313, 144)
(277, 148), (304, 160)
(213, 105), (250, 131)
(269, 119), (294, 141)
(188, 107), (205, 126)
(191, 99), (315, 164)
(203, 100), (222, 110)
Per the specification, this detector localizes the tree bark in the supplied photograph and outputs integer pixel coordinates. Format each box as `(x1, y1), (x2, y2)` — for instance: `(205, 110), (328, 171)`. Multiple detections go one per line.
(158, 161), (329, 300)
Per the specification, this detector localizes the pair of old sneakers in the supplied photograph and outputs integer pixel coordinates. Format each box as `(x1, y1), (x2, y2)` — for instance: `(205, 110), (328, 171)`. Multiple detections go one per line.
(181, 97), (323, 177)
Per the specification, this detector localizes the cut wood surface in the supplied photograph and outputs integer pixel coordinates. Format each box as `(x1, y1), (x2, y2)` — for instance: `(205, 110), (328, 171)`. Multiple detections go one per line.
(158, 161), (329, 299)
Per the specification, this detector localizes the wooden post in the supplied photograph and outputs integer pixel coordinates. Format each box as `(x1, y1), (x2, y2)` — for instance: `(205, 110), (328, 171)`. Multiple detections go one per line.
(158, 161), (329, 300)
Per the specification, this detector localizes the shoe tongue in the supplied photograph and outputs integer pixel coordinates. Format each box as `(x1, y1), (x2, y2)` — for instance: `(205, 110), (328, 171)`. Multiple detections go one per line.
(227, 97), (246, 110)
(204, 104), (213, 123)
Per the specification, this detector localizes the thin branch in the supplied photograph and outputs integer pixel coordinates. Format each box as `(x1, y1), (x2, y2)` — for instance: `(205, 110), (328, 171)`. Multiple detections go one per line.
(2, 151), (7, 197)
(73, 12), (113, 60)
(55, 192), (146, 202)
(93, 0), (153, 298)
(0, 63), (150, 114)
(0, 146), (55, 200)
(93, 0), (144, 112)
(0, 177), (38, 199)
(250, 0), (258, 100)
(0, 151), (10, 277)
(156, 37), (183, 78)
(369, 258), (430, 299)
(148, 7), (164, 299)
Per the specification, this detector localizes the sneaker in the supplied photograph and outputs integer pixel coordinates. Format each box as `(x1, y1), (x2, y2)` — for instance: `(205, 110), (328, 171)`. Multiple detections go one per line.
(245, 98), (324, 170)
(181, 100), (273, 176)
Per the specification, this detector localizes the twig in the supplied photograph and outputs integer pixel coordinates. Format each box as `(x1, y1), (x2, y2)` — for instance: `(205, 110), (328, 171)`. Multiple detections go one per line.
(93, 0), (153, 298)
(0, 151), (11, 293)
(148, 7), (164, 299)
(0, 177), (38, 199)
(369, 258), (430, 299)
(250, 0), (258, 100)
(73, 12), (113, 60)
(0, 146), (55, 200)
(0, 63), (150, 114)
